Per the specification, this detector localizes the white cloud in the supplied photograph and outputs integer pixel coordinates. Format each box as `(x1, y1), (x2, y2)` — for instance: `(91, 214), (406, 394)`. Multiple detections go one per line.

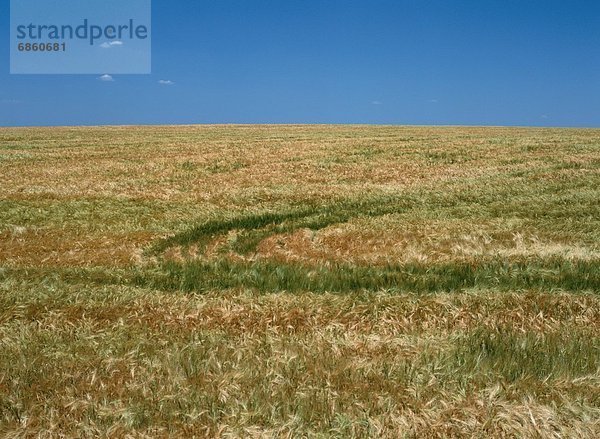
(541, 114), (549, 119)
(98, 74), (114, 82)
(0, 99), (22, 104)
(428, 99), (439, 103)
(100, 41), (124, 49)
(371, 100), (382, 105)
(158, 80), (175, 85)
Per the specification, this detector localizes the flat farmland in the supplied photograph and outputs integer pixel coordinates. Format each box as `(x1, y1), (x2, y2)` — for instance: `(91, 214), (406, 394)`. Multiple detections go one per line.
(1, 125), (599, 437)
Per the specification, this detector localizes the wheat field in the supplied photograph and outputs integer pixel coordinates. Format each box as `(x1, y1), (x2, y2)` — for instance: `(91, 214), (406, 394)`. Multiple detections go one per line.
(1, 125), (599, 437)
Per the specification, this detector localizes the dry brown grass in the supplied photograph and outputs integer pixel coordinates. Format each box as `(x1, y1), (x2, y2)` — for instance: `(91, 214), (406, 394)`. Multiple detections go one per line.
(2, 125), (599, 267)
(0, 228), (154, 267)
(255, 222), (600, 266)
(1, 283), (599, 437)
(1, 125), (599, 436)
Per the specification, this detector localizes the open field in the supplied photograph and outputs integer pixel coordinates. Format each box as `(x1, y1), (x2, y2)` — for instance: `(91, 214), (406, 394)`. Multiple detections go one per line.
(1, 125), (599, 437)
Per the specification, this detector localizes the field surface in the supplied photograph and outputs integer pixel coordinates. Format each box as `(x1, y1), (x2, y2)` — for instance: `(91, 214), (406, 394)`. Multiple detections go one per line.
(1, 125), (599, 437)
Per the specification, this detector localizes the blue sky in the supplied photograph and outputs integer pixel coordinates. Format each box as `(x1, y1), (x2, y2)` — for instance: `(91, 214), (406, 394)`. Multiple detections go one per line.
(1, 0), (599, 127)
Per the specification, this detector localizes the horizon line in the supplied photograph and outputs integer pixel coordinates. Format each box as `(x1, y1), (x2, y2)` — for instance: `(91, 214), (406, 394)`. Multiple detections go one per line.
(1, 122), (599, 130)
